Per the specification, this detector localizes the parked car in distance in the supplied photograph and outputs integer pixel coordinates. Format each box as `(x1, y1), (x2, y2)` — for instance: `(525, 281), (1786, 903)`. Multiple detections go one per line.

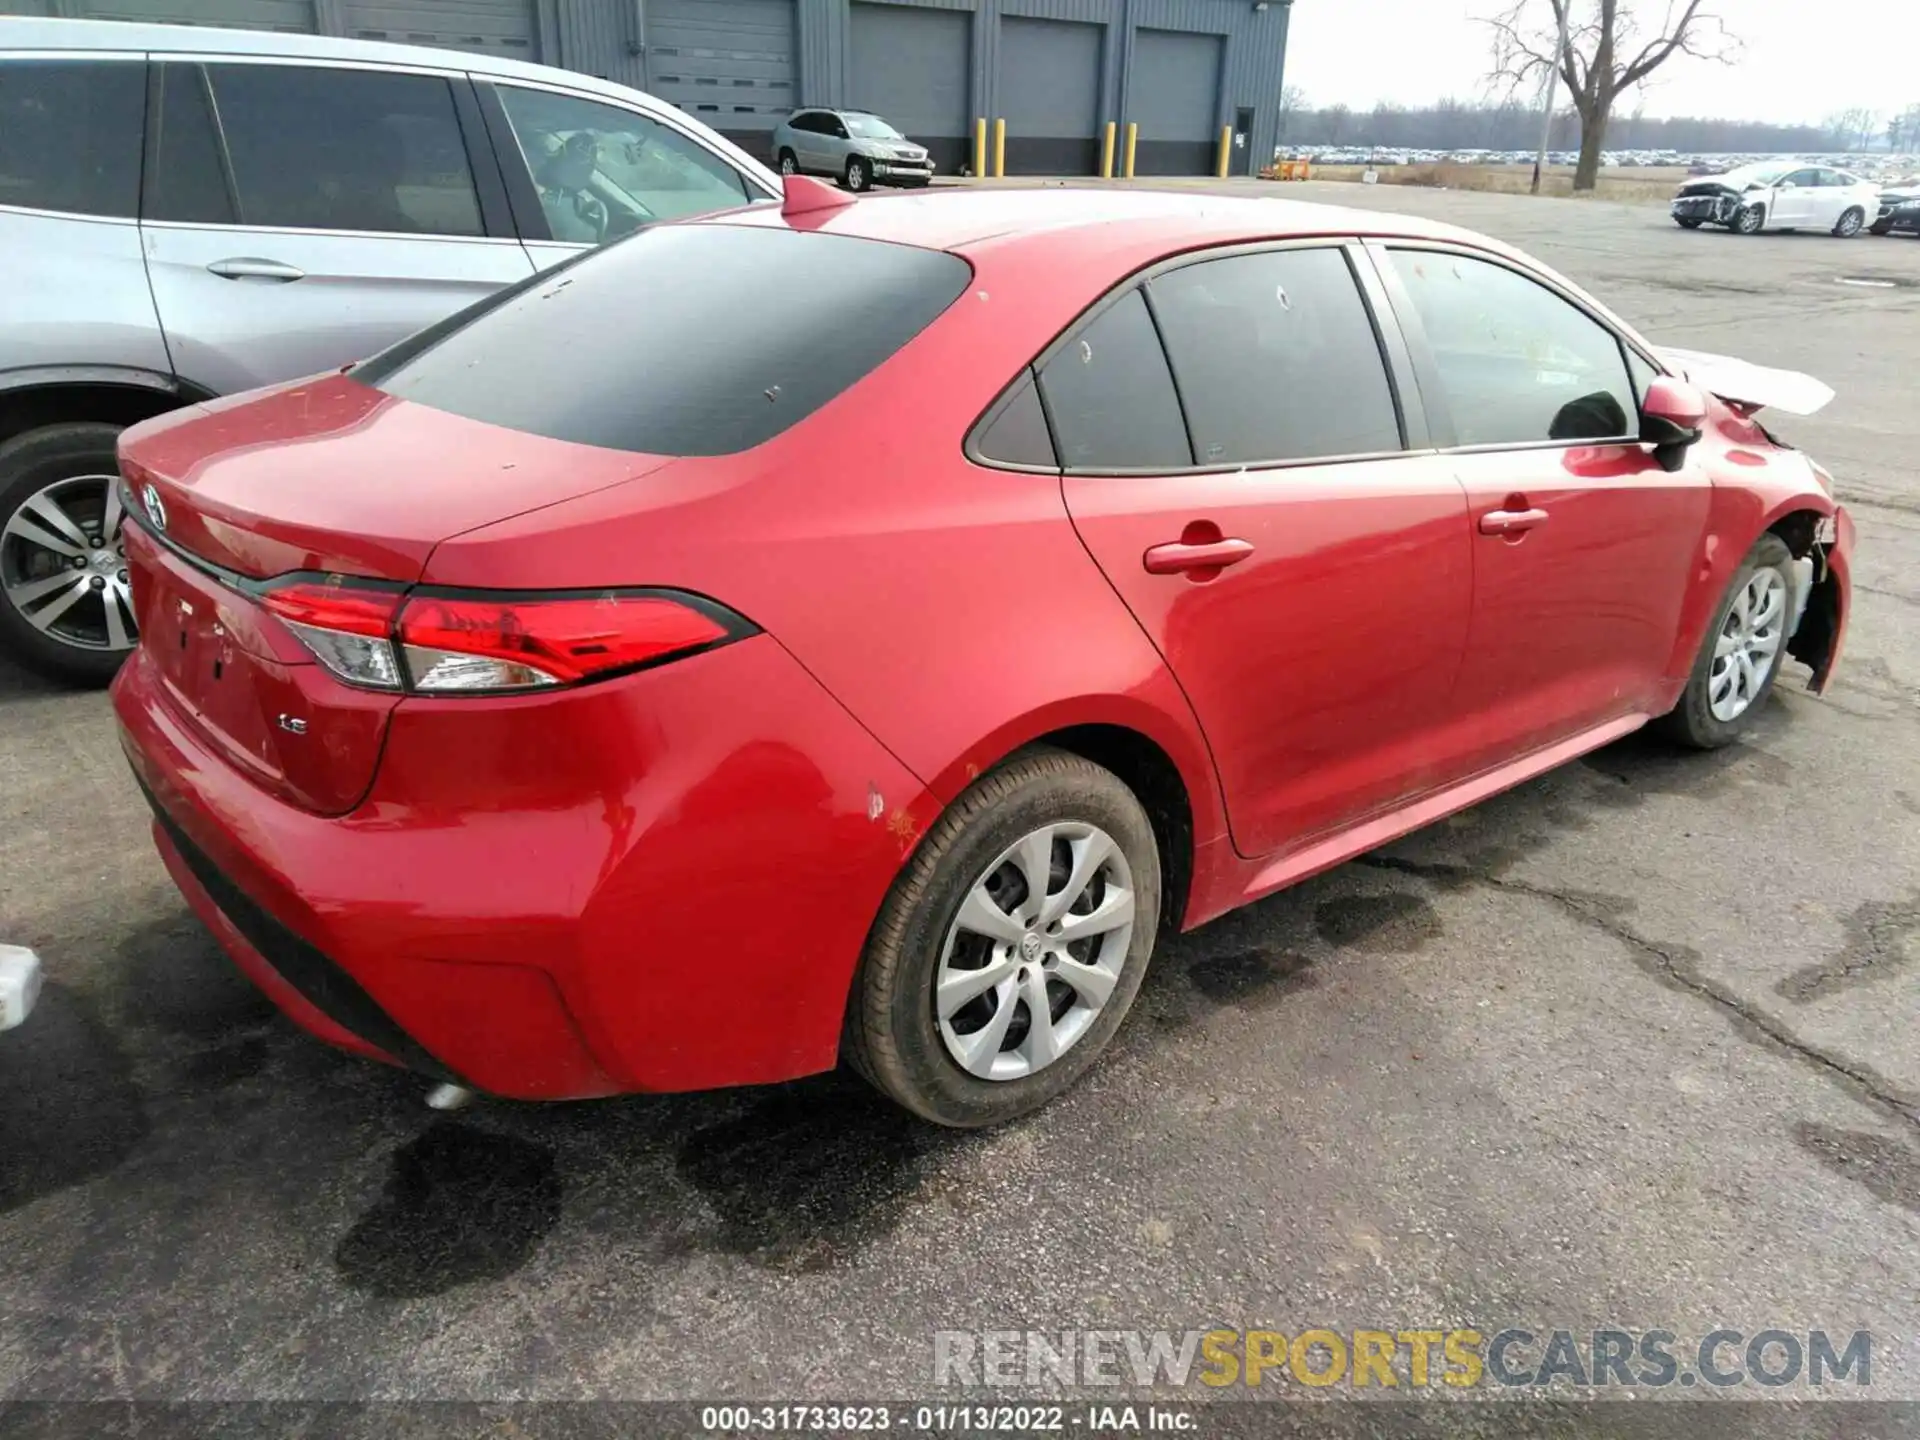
(0, 17), (779, 686)
(1870, 178), (1920, 235)
(1671, 162), (1878, 236)
(113, 185), (1853, 1128)
(773, 108), (934, 191)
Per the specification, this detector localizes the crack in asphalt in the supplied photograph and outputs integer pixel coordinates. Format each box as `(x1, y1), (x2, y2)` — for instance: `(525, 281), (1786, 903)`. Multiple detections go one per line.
(1352, 853), (1920, 1133)
(1775, 894), (1920, 1002)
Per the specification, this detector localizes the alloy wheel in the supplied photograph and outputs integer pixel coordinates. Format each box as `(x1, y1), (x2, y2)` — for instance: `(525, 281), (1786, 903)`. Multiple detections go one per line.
(935, 821), (1135, 1081)
(1708, 568), (1786, 722)
(0, 474), (137, 653)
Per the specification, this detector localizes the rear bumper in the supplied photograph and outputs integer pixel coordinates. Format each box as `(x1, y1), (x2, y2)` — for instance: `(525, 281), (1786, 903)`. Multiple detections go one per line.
(112, 633), (936, 1099)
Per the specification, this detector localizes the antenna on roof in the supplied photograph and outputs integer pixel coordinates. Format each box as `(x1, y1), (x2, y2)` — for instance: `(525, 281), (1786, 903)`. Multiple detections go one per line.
(782, 174), (856, 217)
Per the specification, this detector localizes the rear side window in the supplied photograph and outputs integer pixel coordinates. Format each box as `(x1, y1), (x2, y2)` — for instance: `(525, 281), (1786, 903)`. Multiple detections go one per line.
(1149, 248), (1402, 465)
(973, 370), (1058, 468)
(1388, 249), (1637, 447)
(204, 64), (483, 236)
(147, 65), (235, 225)
(0, 59), (144, 218)
(359, 225), (970, 456)
(1038, 290), (1192, 470)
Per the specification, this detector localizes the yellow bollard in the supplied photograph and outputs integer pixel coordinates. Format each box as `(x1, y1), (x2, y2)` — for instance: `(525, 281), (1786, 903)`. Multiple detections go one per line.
(1216, 125), (1231, 178)
(992, 117), (1006, 178)
(973, 117), (986, 178)
(1100, 120), (1116, 179)
(1123, 122), (1138, 178)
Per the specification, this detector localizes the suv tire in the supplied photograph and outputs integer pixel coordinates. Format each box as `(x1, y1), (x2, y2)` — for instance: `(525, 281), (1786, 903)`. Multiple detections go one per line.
(0, 422), (135, 687)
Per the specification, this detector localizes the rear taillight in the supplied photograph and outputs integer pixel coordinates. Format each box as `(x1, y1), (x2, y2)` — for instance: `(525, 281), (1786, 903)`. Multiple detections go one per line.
(261, 579), (749, 695)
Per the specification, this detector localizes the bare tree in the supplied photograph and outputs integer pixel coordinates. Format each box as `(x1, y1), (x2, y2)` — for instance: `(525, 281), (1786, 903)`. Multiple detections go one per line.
(1826, 107), (1881, 152)
(1490, 0), (1738, 191)
(1277, 84), (1307, 141)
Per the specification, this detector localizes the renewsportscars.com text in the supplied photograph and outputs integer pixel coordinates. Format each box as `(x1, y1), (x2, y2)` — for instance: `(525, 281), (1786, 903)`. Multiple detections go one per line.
(933, 1328), (1871, 1390)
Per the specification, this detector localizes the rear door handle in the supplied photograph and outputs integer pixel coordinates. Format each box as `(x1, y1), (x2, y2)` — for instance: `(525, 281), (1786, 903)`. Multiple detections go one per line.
(1143, 538), (1255, 574)
(207, 257), (305, 282)
(1479, 507), (1549, 535)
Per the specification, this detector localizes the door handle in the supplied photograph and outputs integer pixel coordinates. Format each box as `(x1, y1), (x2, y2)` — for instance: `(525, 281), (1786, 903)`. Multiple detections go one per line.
(1142, 538), (1255, 574)
(1479, 507), (1549, 535)
(207, 257), (306, 282)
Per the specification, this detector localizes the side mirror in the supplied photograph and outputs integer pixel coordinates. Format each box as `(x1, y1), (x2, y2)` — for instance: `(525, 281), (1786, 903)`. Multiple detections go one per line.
(1641, 375), (1707, 471)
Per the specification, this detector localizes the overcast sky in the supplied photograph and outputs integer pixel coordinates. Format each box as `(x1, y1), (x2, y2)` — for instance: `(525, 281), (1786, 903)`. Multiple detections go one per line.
(1286, 0), (1920, 126)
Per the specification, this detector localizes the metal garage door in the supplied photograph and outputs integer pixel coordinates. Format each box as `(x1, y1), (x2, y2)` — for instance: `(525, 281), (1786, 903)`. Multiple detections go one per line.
(646, 0), (796, 160)
(1131, 29), (1221, 175)
(69, 0), (314, 30)
(998, 16), (1101, 175)
(849, 2), (970, 175)
(340, 2), (537, 59)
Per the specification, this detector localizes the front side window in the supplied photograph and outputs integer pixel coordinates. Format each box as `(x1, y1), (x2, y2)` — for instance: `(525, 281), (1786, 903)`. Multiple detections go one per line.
(358, 224), (969, 457)
(1037, 290), (1192, 471)
(1149, 248), (1402, 465)
(497, 86), (752, 245)
(205, 64), (482, 235)
(0, 58), (144, 218)
(1388, 249), (1637, 447)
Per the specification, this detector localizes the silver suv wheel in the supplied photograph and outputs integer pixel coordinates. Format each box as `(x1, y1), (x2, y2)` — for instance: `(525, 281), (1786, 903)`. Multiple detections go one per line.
(2, 473), (135, 654)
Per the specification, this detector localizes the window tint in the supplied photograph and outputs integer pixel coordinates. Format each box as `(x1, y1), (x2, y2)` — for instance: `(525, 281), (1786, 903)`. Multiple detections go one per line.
(1625, 348), (1660, 406)
(1388, 250), (1637, 447)
(359, 225), (969, 457)
(0, 59), (144, 218)
(1149, 248), (1401, 465)
(1782, 168), (1820, 188)
(147, 65), (235, 225)
(791, 112), (825, 134)
(498, 86), (751, 245)
(1038, 291), (1191, 470)
(974, 371), (1058, 468)
(205, 65), (481, 235)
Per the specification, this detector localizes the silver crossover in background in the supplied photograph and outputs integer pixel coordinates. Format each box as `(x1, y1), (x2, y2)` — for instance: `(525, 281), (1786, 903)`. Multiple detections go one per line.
(772, 108), (933, 192)
(0, 16), (779, 684)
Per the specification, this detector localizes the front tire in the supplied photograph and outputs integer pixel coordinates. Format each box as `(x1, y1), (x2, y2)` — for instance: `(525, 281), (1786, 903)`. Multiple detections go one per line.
(1734, 204), (1766, 235)
(0, 421), (137, 686)
(1834, 206), (1866, 238)
(843, 156), (872, 193)
(1869, 219), (1893, 235)
(843, 747), (1160, 1128)
(1659, 534), (1795, 749)
(777, 148), (799, 176)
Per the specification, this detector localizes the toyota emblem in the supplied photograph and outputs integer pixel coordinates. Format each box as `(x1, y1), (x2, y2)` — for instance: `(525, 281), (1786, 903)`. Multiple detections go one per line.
(140, 483), (167, 531)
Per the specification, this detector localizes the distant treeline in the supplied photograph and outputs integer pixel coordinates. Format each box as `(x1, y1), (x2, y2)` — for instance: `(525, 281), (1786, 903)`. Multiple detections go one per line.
(1280, 99), (1846, 155)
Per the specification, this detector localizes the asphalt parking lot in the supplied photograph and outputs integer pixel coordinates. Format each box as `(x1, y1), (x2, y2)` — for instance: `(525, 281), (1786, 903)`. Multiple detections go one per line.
(3, 181), (1918, 1419)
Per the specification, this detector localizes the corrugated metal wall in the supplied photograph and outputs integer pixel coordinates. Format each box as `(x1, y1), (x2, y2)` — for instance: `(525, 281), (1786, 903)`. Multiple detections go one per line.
(6, 0), (1289, 175)
(847, 1), (970, 172)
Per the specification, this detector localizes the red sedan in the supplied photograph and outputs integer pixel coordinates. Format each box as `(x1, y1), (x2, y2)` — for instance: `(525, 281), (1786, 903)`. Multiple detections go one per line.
(112, 183), (1854, 1127)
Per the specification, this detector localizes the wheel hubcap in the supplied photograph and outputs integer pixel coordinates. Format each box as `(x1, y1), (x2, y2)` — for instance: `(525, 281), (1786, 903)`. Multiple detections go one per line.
(1, 473), (137, 652)
(935, 821), (1135, 1082)
(1708, 568), (1786, 722)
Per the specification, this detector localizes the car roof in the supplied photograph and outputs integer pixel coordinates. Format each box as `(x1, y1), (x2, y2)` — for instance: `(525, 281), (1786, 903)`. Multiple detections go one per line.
(714, 184), (1502, 261)
(6, 18), (721, 124)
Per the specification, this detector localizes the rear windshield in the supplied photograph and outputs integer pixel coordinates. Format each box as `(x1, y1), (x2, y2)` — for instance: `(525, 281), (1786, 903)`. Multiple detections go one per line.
(358, 224), (970, 456)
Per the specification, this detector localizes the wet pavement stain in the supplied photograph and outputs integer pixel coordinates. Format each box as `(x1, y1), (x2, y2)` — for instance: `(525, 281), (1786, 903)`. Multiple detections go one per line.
(334, 1122), (562, 1298)
(180, 1035), (270, 1088)
(1793, 1121), (1920, 1214)
(1187, 948), (1317, 1003)
(118, 913), (276, 1041)
(676, 1079), (961, 1272)
(0, 982), (149, 1214)
(1774, 893), (1920, 1002)
(1313, 892), (1442, 953)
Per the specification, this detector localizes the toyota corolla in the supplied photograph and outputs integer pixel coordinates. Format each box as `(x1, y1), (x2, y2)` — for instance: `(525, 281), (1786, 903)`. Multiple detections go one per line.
(112, 182), (1854, 1127)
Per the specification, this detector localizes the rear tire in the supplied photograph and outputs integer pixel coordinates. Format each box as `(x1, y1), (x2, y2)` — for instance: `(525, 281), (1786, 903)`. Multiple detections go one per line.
(843, 156), (871, 193)
(1834, 206), (1866, 238)
(0, 421), (134, 687)
(777, 148), (798, 176)
(1658, 534), (1795, 749)
(843, 747), (1160, 1128)
(1869, 218), (1893, 235)
(1734, 204), (1766, 235)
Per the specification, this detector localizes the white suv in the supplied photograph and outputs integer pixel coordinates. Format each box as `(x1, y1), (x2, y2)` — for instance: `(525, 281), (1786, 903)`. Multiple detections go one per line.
(773, 109), (934, 192)
(0, 17), (779, 684)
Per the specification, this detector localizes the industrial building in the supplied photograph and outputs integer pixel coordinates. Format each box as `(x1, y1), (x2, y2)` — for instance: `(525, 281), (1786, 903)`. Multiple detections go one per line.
(4, 0), (1293, 176)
